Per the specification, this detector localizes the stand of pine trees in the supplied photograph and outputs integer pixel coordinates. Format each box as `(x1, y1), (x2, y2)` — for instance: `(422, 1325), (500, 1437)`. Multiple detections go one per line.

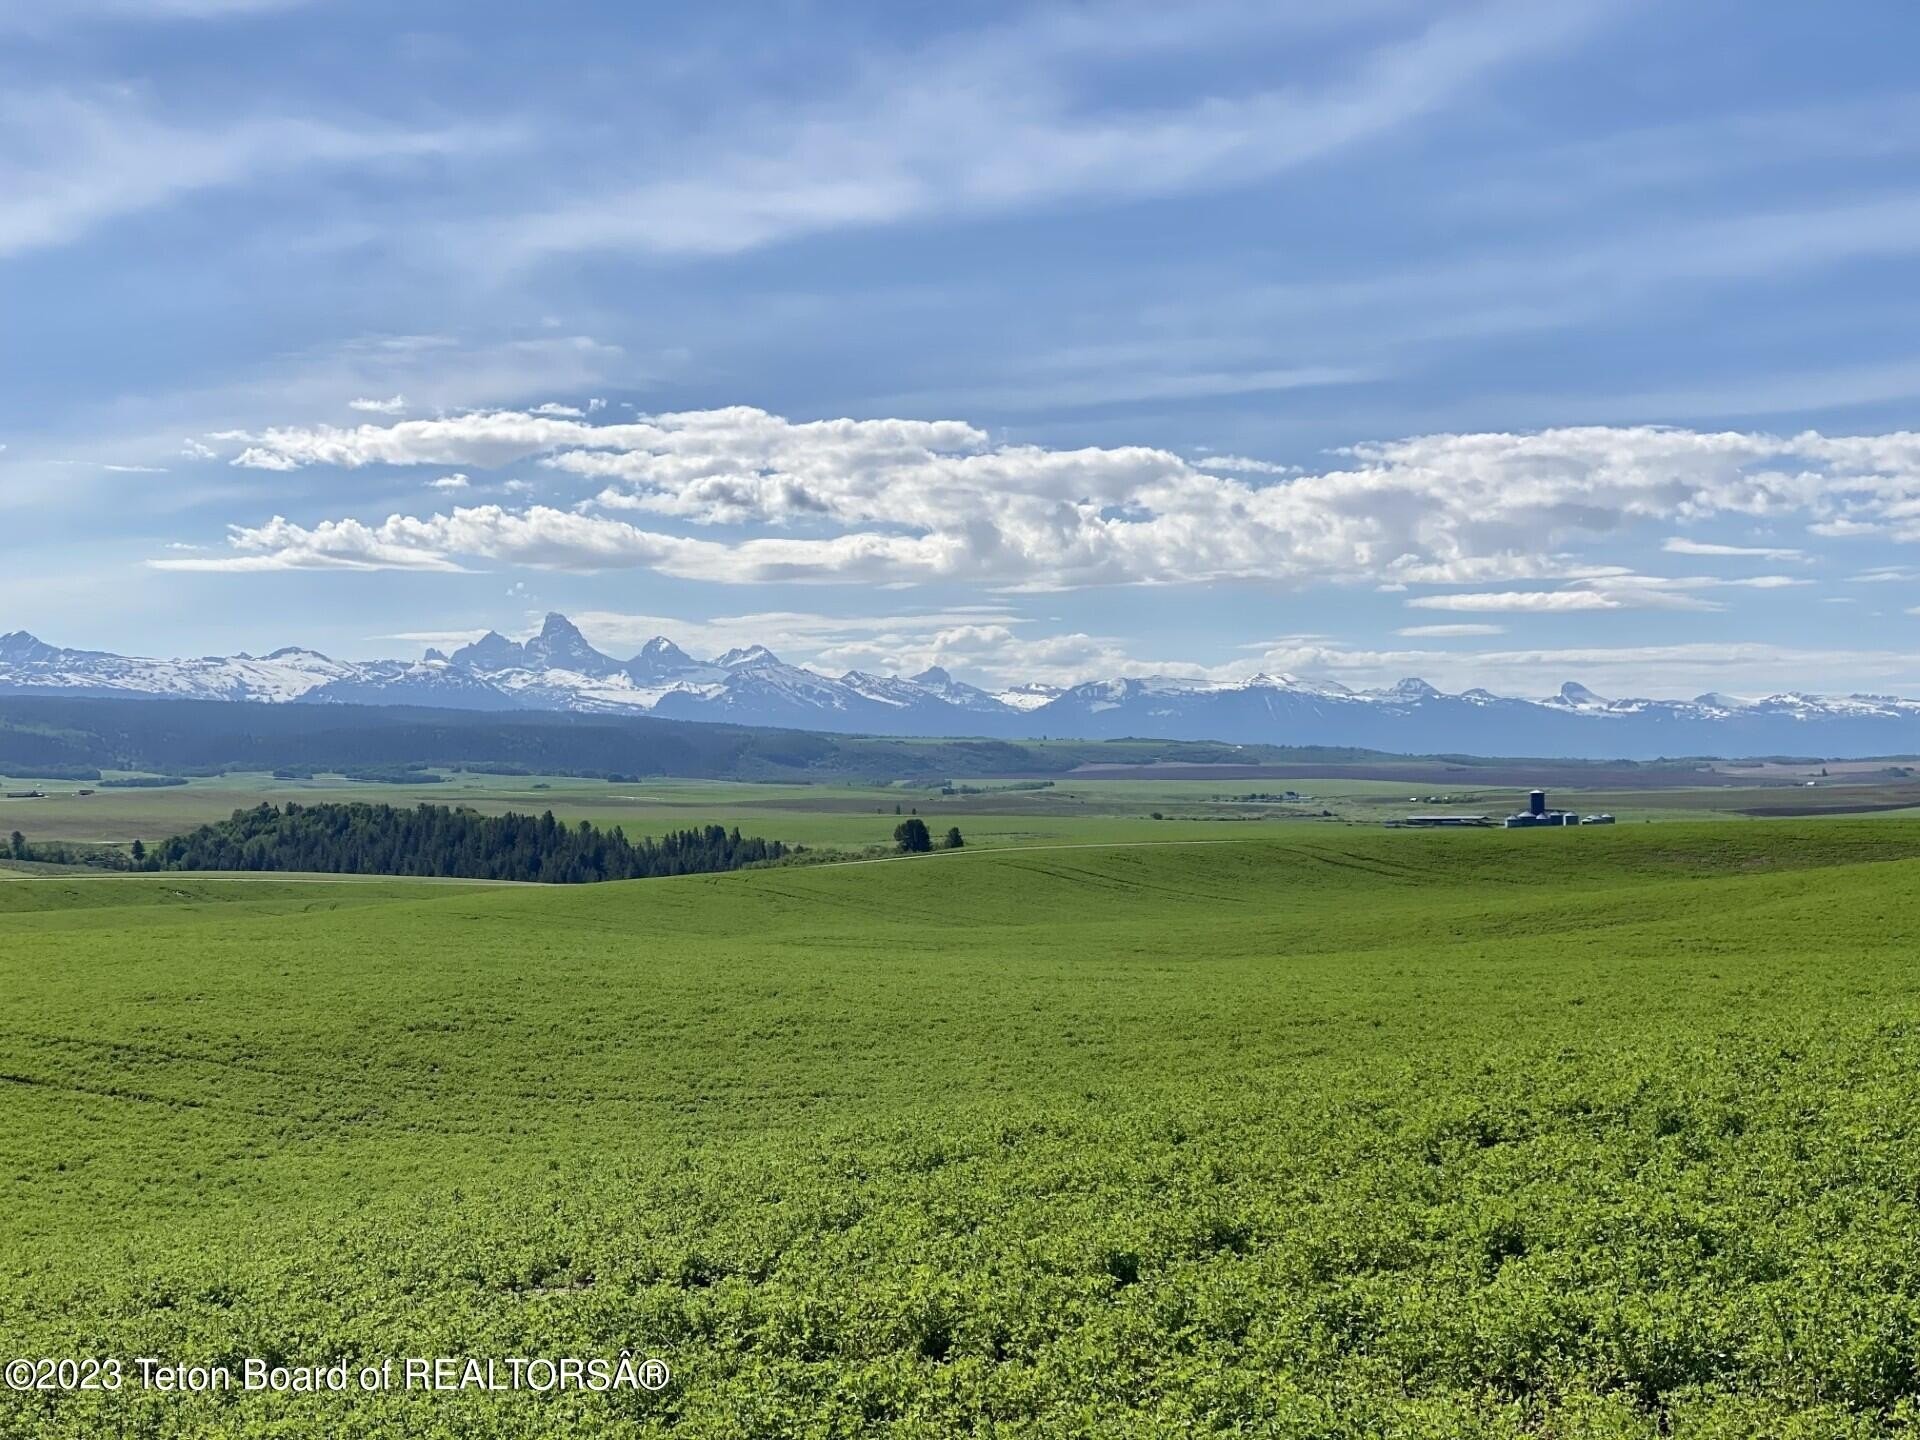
(137, 802), (787, 883)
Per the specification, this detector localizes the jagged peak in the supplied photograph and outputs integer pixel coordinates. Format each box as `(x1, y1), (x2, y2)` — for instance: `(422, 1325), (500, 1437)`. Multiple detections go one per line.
(1558, 680), (1607, 705)
(448, 629), (522, 667)
(910, 666), (954, 687)
(1384, 676), (1440, 700)
(716, 644), (780, 669)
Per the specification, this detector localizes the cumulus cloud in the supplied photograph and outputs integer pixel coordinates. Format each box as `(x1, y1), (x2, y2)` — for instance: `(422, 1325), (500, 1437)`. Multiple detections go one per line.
(166, 409), (1920, 591)
(349, 394), (409, 415)
(427, 473), (470, 491)
(151, 514), (474, 572)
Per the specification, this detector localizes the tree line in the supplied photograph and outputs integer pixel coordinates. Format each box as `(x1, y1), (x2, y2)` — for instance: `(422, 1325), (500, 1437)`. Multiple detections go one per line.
(8, 802), (790, 884)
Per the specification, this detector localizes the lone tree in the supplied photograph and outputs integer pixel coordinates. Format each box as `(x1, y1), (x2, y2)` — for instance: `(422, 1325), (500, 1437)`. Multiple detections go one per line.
(944, 827), (964, 849)
(7, 831), (23, 860)
(130, 838), (145, 863)
(894, 817), (932, 853)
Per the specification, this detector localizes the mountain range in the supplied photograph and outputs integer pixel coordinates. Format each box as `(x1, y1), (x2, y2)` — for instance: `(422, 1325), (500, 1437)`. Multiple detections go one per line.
(3, 614), (1918, 760)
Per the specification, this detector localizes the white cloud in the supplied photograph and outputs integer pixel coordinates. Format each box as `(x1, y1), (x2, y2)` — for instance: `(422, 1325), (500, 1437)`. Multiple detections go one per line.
(1663, 537), (1805, 560)
(1396, 623), (1506, 637)
(529, 402), (585, 417)
(58, 461), (170, 473)
(180, 438), (217, 460)
(1191, 454), (1303, 476)
(1409, 590), (1626, 613)
(427, 473), (470, 491)
(349, 394), (409, 415)
(229, 447), (303, 472)
(167, 410), (1920, 592)
(1408, 572), (1811, 615)
(153, 514), (472, 572)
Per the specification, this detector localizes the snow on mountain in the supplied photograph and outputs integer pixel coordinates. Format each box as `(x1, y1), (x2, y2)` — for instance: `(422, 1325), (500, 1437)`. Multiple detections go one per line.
(1551, 681), (1609, 709)
(1374, 676), (1442, 702)
(995, 683), (1065, 712)
(520, 613), (625, 677)
(715, 645), (780, 669)
(5, 622), (1920, 758)
(628, 636), (704, 682)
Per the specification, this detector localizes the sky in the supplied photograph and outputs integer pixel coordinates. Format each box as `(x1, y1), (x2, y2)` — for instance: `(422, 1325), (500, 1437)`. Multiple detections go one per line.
(7, 0), (1920, 699)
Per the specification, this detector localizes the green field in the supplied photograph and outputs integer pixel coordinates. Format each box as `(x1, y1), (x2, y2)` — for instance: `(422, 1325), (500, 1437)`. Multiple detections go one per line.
(7, 821), (1920, 1436)
(12, 764), (1920, 864)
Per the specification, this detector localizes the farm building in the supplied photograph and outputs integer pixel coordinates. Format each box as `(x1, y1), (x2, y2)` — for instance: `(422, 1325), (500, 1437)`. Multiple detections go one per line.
(1504, 789), (1581, 828)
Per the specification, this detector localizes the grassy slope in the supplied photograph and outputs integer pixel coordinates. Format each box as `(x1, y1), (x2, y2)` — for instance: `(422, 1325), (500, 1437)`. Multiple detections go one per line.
(4, 824), (1920, 1436)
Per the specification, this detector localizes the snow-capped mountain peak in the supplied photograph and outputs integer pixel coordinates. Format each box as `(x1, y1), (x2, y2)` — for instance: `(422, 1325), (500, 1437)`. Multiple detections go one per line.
(521, 613), (621, 676)
(0, 631), (75, 665)
(449, 630), (522, 669)
(1555, 680), (1609, 709)
(636, 636), (695, 664)
(716, 644), (780, 669)
(1380, 676), (1441, 702)
(7, 616), (1920, 759)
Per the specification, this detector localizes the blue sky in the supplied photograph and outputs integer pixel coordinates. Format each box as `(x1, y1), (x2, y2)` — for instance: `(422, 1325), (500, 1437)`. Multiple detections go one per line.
(8, 0), (1920, 697)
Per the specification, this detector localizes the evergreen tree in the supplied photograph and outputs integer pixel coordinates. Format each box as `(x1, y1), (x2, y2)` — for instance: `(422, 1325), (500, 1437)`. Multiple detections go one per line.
(7, 831), (22, 860)
(944, 827), (964, 849)
(894, 818), (932, 853)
